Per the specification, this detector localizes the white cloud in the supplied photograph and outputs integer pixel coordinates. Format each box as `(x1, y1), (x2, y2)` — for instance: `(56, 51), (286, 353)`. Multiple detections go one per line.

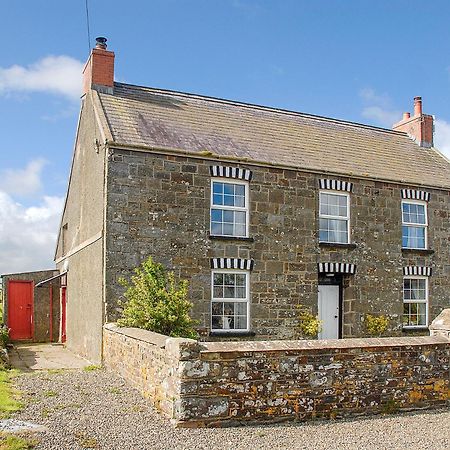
(359, 88), (391, 108)
(361, 106), (401, 128)
(0, 192), (63, 275)
(0, 56), (83, 100)
(0, 159), (47, 197)
(434, 118), (450, 159)
(359, 88), (401, 128)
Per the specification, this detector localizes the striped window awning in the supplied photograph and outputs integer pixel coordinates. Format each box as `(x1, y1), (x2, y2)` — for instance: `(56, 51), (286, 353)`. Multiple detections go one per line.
(319, 178), (353, 192)
(403, 266), (432, 276)
(318, 262), (356, 274)
(401, 189), (430, 202)
(210, 258), (254, 271)
(210, 165), (252, 181)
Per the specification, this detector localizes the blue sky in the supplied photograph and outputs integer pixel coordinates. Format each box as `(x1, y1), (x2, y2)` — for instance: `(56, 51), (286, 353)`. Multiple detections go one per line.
(1, 0), (450, 273)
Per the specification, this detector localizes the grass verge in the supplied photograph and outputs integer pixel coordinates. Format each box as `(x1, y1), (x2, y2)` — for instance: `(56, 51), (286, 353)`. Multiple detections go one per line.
(0, 370), (38, 449)
(0, 370), (21, 418)
(0, 433), (38, 450)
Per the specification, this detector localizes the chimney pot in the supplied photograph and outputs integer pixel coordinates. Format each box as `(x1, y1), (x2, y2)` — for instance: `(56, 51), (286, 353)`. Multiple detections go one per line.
(95, 37), (108, 50)
(403, 112), (411, 120)
(414, 96), (422, 116)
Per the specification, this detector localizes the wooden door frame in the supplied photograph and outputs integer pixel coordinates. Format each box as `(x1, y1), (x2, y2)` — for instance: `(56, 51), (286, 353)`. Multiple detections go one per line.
(7, 279), (34, 341)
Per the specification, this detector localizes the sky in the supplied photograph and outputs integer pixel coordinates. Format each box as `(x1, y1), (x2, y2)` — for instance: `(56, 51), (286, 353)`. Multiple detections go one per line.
(1, 0), (450, 274)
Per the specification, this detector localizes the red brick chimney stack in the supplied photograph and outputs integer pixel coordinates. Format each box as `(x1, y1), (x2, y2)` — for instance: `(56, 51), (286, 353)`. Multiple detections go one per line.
(82, 37), (115, 96)
(392, 97), (434, 148)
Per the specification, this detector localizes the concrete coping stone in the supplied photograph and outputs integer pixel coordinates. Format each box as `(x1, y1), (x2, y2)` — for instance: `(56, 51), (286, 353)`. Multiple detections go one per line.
(202, 335), (450, 354)
(429, 308), (450, 330)
(103, 323), (199, 350)
(104, 323), (169, 348)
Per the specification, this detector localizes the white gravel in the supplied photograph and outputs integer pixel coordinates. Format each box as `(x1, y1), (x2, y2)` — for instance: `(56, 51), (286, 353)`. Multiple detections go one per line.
(12, 369), (450, 450)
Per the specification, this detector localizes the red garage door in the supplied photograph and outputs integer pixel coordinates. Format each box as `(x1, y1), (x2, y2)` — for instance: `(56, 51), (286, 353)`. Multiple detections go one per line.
(8, 280), (33, 340)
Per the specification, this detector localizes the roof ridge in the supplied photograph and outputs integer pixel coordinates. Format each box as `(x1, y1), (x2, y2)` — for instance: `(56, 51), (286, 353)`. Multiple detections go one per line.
(113, 82), (406, 137)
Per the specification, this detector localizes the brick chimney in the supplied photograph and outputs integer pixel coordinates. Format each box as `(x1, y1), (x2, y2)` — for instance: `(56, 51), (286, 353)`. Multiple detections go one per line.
(82, 37), (115, 95)
(392, 97), (434, 147)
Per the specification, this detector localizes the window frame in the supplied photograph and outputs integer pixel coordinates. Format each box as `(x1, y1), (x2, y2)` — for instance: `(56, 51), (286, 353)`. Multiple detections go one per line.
(210, 269), (250, 332)
(210, 178), (249, 238)
(318, 190), (351, 244)
(402, 275), (429, 329)
(401, 200), (428, 250)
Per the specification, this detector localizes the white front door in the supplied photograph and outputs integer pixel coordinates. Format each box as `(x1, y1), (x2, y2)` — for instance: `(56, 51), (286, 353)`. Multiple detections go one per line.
(318, 285), (340, 339)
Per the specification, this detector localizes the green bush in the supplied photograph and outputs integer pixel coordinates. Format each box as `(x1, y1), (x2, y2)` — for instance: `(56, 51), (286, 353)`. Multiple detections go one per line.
(117, 257), (198, 339)
(365, 314), (389, 337)
(296, 304), (322, 339)
(0, 326), (8, 349)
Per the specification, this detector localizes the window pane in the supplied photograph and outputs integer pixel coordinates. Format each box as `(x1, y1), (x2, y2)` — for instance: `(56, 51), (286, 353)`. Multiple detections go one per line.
(213, 182), (223, 194)
(235, 195), (245, 207)
(235, 224), (246, 236)
(224, 183), (234, 195)
(212, 315), (222, 329)
(319, 218), (348, 243)
(213, 194), (223, 206)
(235, 274), (246, 286)
(212, 302), (223, 315)
(235, 315), (247, 329)
(213, 273), (223, 285)
(235, 185), (245, 196)
(235, 302), (247, 315)
(223, 210), (234, 223)
(403, 202), (426, 225)
(224, 194), (235, 206)
(320, 193), (347, 217)
(211, 222), (222, 235)
(402, 225), (425, 249)
(223, 223), (233, 235)
(235, 211), (246, 224)
(211, 209), (222, 222)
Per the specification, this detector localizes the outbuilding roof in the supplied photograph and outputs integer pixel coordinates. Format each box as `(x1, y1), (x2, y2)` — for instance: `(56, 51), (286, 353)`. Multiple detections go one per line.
(97, 82), (450, 189)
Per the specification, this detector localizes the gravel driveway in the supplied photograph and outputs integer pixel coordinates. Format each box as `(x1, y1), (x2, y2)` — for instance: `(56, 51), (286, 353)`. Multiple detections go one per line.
(13, 369), (450, 450)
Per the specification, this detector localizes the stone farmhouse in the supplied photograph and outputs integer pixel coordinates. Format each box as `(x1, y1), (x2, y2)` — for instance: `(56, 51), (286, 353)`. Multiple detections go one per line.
(53, 38), (450, 363)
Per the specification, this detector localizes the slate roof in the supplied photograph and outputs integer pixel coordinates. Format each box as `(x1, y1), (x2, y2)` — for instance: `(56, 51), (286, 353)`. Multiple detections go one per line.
(97, 82), (450, 189)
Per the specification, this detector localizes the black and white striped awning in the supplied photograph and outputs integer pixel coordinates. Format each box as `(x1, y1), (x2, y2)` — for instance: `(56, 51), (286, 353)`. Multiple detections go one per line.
(318, 262), (356, 274)
(403, 266), (432, 276)
(401, 189), (430, 202)
(210, 165), (252, 181)
(210, 258), (254, 271)
(319, 178), (353, 192)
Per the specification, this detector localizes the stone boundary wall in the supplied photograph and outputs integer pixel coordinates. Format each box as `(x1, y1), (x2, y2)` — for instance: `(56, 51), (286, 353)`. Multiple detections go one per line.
(103, 324), (450, 427)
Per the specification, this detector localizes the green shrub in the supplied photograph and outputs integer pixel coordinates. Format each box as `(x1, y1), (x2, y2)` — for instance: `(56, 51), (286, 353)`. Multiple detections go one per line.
(0, 326), (8, 349)
(296, 305), (322, 339)
(365, 314), (389, 336)
(117, 257), (198, 339)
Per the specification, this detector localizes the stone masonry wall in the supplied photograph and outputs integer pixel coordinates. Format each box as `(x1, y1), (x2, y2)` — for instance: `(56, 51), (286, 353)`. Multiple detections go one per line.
(103, 324), (450, 427)
(105, 149), (450, 338)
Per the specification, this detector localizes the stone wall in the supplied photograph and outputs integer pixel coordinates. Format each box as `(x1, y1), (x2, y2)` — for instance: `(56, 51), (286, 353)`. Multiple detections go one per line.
(104, 149), (450, 339)
(103, 324), (450, 427)
(102, 323), (202, 418)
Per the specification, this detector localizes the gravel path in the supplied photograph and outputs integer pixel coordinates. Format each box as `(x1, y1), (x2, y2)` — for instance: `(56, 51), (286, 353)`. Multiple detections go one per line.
(12, 369), (450, 450)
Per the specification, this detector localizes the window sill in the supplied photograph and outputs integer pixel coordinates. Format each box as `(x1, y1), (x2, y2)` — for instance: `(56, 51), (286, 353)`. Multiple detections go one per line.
(209, 234), (254, 242)
(401, 248), (434, 255)
(402, 326), (429, 332)
(209, 331), (255, 337)
(319, 242), (357, 249)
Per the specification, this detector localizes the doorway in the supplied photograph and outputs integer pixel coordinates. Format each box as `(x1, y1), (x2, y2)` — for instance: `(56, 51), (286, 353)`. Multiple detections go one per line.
(7, 280), (33, 340)
(318, 275), (342, 339)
